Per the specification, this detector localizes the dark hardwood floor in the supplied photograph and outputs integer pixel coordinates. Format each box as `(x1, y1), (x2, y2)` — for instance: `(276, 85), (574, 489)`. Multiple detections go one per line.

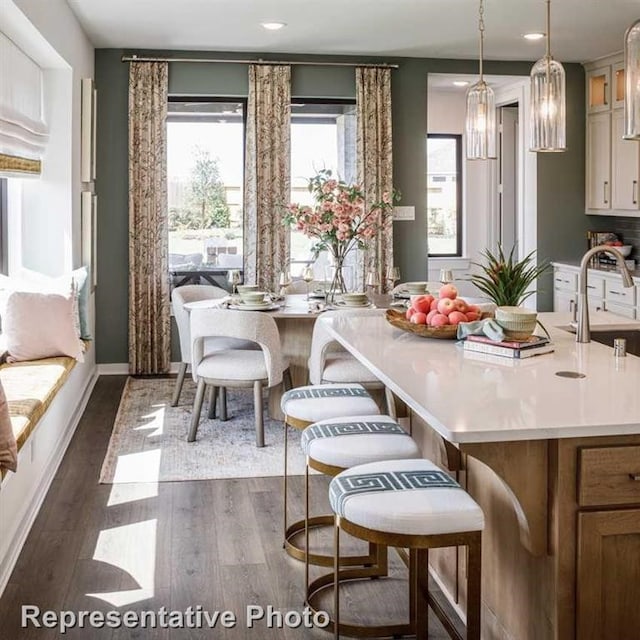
(0, 376), (451, 639)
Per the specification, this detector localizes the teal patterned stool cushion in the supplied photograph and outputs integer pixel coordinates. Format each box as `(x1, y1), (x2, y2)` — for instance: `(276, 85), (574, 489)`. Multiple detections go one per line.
(301, 414), (420, 469)
(329, 459), (485, 536)
(281, 383), (380, 423)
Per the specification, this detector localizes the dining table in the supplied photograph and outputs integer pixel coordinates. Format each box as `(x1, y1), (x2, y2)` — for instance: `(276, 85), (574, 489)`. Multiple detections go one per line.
(183, 293), (396, 418)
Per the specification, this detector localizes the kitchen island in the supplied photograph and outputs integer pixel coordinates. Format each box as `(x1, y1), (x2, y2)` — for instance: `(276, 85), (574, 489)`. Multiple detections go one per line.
(321, 310), (640, 640)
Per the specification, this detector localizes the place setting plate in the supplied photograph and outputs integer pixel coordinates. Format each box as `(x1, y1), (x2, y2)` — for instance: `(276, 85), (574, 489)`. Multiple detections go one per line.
(229, 300), (280, 311)
(335, 300), (373, 308)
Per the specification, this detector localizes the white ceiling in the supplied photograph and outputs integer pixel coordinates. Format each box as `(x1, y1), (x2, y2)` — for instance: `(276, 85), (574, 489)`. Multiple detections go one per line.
(66, 0), (638, 63)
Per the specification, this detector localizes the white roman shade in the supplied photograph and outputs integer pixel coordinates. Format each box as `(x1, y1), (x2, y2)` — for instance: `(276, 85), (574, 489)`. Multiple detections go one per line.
(0, 31), (49, 175)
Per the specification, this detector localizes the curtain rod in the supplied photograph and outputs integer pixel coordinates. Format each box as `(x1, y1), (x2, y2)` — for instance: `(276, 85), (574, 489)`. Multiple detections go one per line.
(120, 55), (398, 69)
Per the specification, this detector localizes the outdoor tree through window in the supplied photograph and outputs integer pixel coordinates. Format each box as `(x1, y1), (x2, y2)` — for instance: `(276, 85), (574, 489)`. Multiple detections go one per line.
(289, 100), (356, 278)
(167, 100), (244, 270)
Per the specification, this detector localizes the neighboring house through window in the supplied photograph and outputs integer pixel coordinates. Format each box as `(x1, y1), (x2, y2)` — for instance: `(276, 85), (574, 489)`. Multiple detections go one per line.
(427, 133), (462, 257)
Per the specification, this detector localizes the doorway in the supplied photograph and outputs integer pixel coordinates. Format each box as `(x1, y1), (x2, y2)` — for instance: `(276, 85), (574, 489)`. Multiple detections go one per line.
(498, 105), (518, 255)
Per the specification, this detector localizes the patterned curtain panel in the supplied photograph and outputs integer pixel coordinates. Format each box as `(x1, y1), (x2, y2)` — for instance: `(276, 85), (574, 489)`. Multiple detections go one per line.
(128, 62), (170, 374)
(244, 65), (291, 292)
(356, 67), (394, 293)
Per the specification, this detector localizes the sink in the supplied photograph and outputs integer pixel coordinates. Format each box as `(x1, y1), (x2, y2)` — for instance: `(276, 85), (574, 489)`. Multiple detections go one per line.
(557, 325), (640, 356)
(588, 330), (640, 356)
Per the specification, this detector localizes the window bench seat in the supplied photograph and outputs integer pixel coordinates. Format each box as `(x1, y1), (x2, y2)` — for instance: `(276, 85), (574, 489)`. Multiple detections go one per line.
(0, 348), (95, 597)
(1, 356), (77, 459)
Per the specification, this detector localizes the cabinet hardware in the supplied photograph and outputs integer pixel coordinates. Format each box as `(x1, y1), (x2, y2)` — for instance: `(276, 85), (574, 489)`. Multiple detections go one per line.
(629, 473), (640, 481)
(609, 290), (621, 295)
(604, 81), (608, 105)
(634, 180), (638, 205)
(604, 181), (609, 204)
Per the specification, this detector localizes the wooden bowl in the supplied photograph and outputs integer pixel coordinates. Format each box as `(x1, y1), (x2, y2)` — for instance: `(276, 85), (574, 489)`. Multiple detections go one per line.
(385, 309), (459, 340)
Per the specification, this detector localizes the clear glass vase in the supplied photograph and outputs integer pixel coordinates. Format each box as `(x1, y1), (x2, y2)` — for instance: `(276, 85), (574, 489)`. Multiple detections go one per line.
(324, 262), (354, 303)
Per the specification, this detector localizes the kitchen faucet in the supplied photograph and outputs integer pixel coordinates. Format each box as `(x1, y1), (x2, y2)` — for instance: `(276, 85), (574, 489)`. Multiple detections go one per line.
(576, 245), (634, 343)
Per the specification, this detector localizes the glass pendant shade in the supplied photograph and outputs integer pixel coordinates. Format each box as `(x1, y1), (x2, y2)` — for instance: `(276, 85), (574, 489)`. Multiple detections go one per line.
(624, 19), (640, 139)
(466, 80), (497, 159)
(530, 56), (566, 151)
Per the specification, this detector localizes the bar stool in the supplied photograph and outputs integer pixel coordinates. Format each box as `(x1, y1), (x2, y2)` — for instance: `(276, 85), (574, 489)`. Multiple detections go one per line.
(300, 414), (421, 594)
(280, 384), (381, 561)
(310, 458), (484, 640)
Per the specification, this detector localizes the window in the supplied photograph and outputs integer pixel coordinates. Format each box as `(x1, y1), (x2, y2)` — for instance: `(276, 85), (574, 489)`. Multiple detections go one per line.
(289, 100), (356, 277)
(0, 179), (7, 275)
(167, 99), (245, 270)
(427, 134), (462, 257)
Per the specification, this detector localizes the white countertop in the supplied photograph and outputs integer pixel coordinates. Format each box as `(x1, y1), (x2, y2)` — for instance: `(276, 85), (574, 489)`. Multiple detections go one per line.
(321, 310), (640, 444)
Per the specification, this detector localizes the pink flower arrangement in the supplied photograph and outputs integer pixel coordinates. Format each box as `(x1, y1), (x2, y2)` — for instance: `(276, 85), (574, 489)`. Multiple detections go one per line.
(284, 170), (397, 264)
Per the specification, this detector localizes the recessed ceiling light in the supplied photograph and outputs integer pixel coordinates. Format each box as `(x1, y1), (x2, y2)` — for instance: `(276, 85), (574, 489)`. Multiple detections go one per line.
(453, 81), (470, 87)
(524, 32), (545, 41)
(261, 21), (286, 31)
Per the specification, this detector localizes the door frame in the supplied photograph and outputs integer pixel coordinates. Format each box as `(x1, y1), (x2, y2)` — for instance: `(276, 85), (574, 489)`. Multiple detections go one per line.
(492, 79), (538, 309)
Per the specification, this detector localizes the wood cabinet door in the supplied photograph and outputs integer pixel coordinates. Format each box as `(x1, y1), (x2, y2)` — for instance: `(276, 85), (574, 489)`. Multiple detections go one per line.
(612, 109), (640, 210)
(586, 113), (612, 210)
(577, 509), (640, 640)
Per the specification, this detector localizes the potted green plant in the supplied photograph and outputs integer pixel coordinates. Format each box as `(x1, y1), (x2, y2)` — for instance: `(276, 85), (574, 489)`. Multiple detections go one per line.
(468, 245), (550, 307)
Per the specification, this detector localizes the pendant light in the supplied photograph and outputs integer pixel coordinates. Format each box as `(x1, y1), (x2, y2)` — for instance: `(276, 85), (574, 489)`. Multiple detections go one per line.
(529, 0), (566, 152)
(624, 18), (640, 140)
(465, 0), (496, 160)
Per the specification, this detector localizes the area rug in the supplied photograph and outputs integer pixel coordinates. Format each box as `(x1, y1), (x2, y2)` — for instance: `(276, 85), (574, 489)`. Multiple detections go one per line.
(99, 377), (308, 483)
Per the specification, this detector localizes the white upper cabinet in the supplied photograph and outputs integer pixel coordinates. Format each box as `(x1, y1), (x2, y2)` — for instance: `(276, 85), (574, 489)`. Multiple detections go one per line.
(585, 54), (640, 217)
(613, 62), (625, 110)
(587, 66), (611, 113)
(586, 112), (611, 210)
(612, 110), (640, 211)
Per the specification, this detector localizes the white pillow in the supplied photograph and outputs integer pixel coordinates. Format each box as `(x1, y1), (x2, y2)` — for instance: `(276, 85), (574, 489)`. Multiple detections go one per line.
(4, 291), (84, 362)
(0, 268), (89, 339)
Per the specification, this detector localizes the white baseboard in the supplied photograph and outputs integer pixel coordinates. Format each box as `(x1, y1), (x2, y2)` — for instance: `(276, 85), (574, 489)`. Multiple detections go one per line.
(0, 368), (98, 597)
(97, 362), (181, 375)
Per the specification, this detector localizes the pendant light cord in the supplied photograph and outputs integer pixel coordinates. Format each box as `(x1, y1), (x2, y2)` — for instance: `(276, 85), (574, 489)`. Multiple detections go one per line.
(478, 0), (485, 80)
(546, 0), (551, 59)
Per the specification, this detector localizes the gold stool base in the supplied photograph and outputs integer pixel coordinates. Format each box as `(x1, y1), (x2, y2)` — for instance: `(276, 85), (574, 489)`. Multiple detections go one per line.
(306, 549), (412, 639)
(285, 515), (378, 567)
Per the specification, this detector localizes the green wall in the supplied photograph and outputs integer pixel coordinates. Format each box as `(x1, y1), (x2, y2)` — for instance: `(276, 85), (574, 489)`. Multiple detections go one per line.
(95, 49), (585, 363)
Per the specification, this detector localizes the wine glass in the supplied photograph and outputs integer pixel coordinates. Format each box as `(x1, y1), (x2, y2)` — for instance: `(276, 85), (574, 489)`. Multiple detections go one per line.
(302, 265), (314, 300)
(366, 269), (380, 301)
(278, 270), (291, 300)
(386, 266), (401, 291)
(227, 269), (241, 295)
(439, 268), (454, 285)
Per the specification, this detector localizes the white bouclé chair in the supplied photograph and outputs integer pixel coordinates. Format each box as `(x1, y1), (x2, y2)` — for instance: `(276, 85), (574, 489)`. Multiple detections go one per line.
(171, 285), (229, 407)
(188, 308), (291, 447)
(308, 309), (394, 415)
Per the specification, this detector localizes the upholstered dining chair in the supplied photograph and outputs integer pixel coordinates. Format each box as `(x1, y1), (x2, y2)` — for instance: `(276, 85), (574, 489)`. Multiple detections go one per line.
(188, 308), (291, 446)
(307, 308), (393, 414)
(171, 285), (257, 414)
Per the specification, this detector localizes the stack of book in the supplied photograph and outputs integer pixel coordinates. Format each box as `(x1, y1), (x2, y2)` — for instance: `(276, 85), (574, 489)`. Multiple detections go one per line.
(461, 334), (554, 359)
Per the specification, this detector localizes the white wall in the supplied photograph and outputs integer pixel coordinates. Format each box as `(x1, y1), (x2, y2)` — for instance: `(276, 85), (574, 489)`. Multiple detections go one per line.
(0, 0), (97, 597)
